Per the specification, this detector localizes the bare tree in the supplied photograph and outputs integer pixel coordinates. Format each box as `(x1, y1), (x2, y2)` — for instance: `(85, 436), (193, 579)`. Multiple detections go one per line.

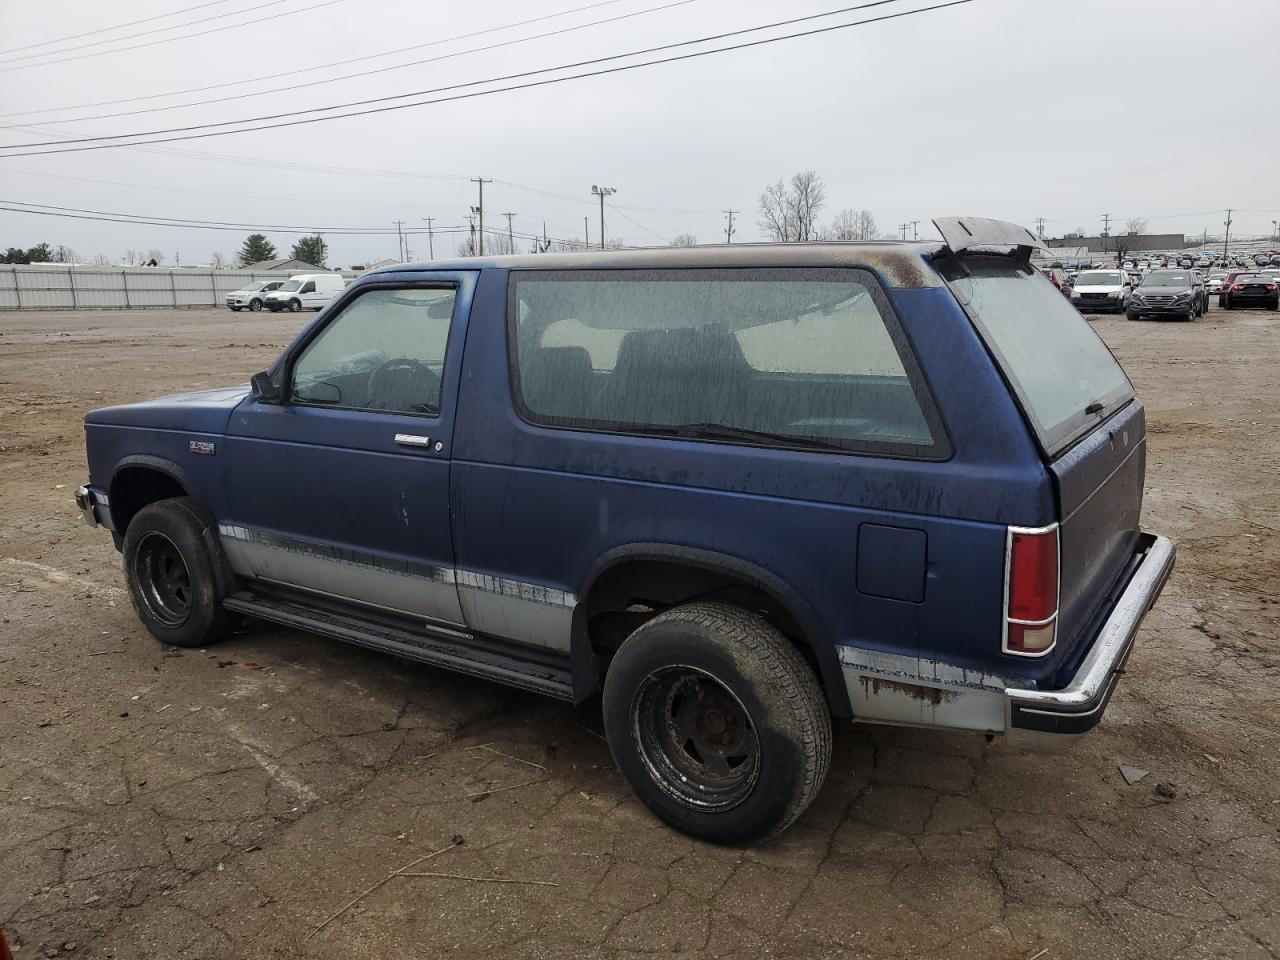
(789, 171), (825, 241)
(210, 251), (228, 269)
(92, 253), (111, 267)
(825, 208), (878, 241)
(123, 249), (143, 266)
(669, 233), (698, 246)
(757, 171), (827, 242)
(1124, 218), (1149, 237)
(758, 179), (793, 241)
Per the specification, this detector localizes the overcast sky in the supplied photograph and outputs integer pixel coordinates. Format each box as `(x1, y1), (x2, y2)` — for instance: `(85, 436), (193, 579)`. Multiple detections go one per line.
(1, 0), (1276, 266)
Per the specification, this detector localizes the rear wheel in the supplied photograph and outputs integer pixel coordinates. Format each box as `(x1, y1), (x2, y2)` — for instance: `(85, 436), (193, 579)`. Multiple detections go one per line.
(122, 498), (235, 648)
(603, 602), (831, 845)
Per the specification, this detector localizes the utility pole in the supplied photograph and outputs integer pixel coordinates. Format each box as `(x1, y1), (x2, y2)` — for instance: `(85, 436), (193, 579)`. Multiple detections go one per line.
(394, 220), (406, 261)
(1035, 218), (1046, 237)
(470, 178), (492, 255)
(1223, 209), (1233, 262)
(421, 217), (435, 259)
(723, 209), (738, 243)
(1101, 213), (1112, 257)
(502, 212), (517, 254)
(584, 216), (590, 250)
(898, 223), (909, 240)
(466, 213), (476, 256)
(591, 185), (616, 250)
(909, 220), (919, 241)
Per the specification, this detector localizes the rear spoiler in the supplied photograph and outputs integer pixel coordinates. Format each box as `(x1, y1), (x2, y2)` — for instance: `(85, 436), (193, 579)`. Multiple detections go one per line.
(933, 217), (1048, 263)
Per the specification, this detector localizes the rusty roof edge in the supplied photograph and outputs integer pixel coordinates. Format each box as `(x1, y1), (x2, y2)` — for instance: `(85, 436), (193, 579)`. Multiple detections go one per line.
(371, 241), (947, 289)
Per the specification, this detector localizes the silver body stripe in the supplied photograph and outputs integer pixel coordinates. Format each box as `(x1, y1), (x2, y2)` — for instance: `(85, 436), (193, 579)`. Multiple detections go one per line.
(217, 524), (574, 652)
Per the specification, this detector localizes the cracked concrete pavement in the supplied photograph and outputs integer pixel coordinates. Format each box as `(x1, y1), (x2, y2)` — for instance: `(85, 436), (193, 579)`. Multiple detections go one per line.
(1, 306), (1277, 959)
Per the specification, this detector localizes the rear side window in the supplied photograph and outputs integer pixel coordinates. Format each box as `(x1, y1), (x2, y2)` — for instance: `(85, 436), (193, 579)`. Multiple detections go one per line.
(944, 260), (1134, 456)
(510, 268), (945, 458)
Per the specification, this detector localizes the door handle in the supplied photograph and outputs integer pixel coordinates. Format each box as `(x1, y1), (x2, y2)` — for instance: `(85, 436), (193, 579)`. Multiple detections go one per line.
(394, 433), (432, 448)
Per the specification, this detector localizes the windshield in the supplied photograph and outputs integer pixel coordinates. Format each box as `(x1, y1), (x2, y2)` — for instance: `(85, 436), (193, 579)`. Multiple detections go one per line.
(1076, 271), (1124, 286)
(1143, 272), (1190, 287)
(277, 280), (302, 292)
(241, 281), (268, 292)
(945, 261), (1134, 456)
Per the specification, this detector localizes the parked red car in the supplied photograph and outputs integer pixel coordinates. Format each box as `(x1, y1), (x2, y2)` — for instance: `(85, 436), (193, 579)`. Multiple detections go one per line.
(1040, 267), (1073, 298)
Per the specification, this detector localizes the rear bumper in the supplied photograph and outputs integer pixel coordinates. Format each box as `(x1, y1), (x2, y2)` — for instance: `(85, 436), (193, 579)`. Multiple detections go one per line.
(837, 533), (1175, 744)
(74, 484), (114, 531)
(1005, 533), (1175, 740)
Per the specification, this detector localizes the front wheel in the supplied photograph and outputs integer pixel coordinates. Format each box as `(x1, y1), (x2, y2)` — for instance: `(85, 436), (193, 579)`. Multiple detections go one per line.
(122, 498), (235, 648)
(603, 602), (832, 845)
(249, 298), (263, 312)
(1126, 310), (1142, 321)
(288, 298), (302, 313)
(229, 305), (242, 312)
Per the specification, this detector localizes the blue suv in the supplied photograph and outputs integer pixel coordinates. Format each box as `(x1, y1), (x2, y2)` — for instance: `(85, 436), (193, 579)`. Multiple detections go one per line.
(76, 217), (1174, 844)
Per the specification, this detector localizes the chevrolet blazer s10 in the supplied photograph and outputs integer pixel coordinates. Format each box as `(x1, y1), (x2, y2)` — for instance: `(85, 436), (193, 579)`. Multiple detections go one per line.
(76, 217), (1175, 844)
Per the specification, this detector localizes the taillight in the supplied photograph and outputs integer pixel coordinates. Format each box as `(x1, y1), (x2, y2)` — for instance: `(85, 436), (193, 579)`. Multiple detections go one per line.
(1004, 524), (1060, 656)
(1267, 284), (1277, 291)
(1233, 284), (1246, 291)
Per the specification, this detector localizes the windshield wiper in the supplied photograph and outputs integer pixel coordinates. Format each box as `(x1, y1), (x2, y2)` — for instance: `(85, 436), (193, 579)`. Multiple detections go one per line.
(652, 422), (846, 451)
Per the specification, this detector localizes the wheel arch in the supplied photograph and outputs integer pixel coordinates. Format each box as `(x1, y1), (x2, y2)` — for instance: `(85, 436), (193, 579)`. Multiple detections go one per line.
(109, 456), (237, 596)
(576, 543), (851, 718)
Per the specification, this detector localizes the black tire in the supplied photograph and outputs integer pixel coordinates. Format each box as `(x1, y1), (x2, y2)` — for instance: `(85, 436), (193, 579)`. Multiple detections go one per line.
(288, 298), (302, 313)
(122, 497), (235, 648)
(1184, 307), (1196, 322)
(1126, 310), (1142, 321)
(229, 306), (242, 312)
(249, 298), (263, 312)
(602, 602), (831, 845)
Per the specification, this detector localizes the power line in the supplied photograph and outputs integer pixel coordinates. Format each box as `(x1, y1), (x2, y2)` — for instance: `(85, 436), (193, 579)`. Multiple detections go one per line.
(5, 0), (699, 127)
(0, 0), (348, 73)
(3, 0), (301, 65)
(608, 202), (671, 245)
(0, 199), (464, 235)
(0, 0), (633, 118)
(0, 0), (240, 56)
(0, 0), (980, 155)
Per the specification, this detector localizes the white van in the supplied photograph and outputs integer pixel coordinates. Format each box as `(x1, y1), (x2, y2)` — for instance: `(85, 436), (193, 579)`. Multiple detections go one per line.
(262, 274), (346, 313)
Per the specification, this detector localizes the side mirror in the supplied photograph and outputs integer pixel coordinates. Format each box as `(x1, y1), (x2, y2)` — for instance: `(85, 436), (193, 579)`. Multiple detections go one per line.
(250, 370), (283, 404)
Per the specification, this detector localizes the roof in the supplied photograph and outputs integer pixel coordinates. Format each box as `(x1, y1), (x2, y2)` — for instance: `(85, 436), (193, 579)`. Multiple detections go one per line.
(366, 241), (947, 289)
(245, 258), (326, 271)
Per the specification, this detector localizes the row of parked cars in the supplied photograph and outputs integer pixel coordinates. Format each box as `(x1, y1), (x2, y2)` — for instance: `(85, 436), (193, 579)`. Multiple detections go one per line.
(1041, 263), (1280, 319)
(225, 273), (347, 312)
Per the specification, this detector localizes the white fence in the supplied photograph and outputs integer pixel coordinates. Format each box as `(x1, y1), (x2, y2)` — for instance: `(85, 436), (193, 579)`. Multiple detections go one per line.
(0, 264), (359, 310)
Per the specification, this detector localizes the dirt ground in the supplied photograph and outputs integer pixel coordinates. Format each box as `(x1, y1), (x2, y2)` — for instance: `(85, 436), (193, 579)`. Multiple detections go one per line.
(1, 303), (1277, 960)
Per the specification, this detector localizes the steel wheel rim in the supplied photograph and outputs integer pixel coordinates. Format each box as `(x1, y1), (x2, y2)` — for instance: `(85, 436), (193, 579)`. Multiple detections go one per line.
(133, 531), (193, 627)
(631, 664), (760, 812)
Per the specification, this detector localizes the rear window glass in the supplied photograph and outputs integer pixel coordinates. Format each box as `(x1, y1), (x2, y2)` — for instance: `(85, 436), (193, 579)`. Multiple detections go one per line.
(944, 260), (1134, 456)
(510, 269), (945, 457)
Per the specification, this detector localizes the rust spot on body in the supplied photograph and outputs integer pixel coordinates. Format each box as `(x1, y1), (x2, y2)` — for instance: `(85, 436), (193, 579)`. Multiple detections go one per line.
(859, 676), (958, 705)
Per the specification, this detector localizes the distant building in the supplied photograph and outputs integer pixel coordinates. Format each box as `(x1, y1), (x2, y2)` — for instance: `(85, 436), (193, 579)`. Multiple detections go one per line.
(350, 258), (399, 272)
(1045, 233), (1185, 254)
(244, 258), (327, 272)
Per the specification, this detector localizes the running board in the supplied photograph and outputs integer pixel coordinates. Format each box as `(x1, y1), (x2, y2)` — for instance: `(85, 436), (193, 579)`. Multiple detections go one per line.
(223, 592), (574, 700)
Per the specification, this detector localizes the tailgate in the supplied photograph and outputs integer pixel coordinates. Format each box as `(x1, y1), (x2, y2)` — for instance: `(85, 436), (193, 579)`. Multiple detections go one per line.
(1050, 401), (1145, 659)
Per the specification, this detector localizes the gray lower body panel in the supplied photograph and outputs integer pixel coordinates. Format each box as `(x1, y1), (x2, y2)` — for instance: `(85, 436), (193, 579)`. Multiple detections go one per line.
(217, 524), (575, 652)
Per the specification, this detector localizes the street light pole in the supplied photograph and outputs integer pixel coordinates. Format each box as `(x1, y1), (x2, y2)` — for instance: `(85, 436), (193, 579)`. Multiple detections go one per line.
(591, 185), (617, 250)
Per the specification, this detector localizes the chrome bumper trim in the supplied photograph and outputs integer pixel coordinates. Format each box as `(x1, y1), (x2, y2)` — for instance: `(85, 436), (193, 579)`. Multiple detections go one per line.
(1005, 534), (1175, 734)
